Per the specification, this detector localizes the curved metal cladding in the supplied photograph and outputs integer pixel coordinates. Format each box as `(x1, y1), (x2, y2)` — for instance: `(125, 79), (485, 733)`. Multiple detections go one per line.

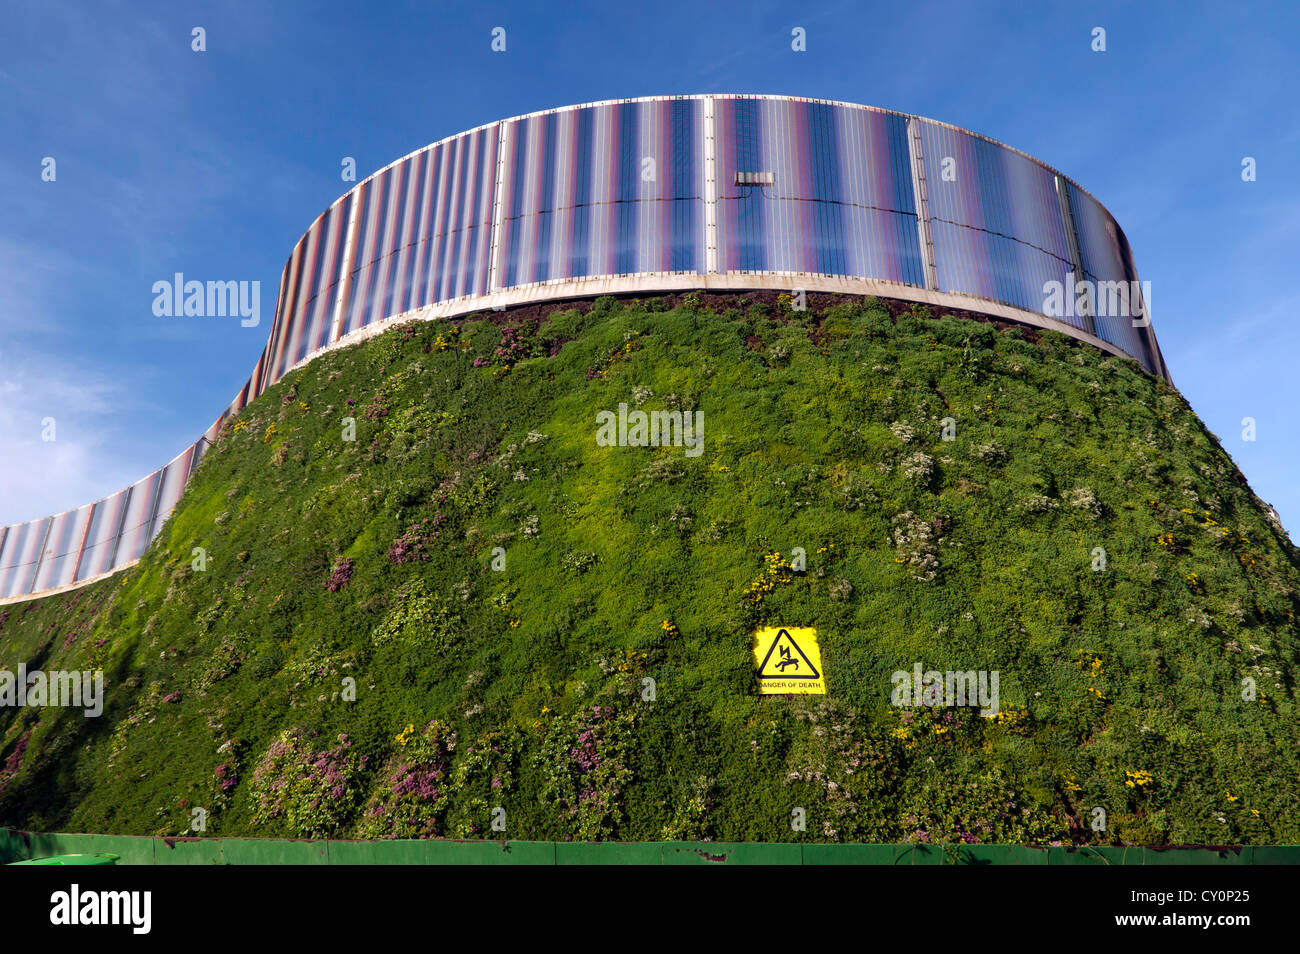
(713, 97), (923, 282)
(497, 98), (704, 283)
(1064, 180), (1158, 372)
(918, 120), (1073, 314)
(0, 95), (1166, 602)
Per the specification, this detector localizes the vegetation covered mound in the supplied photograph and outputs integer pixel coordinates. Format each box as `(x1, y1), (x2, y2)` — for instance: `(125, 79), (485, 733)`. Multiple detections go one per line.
(1, 292), (1297, 845)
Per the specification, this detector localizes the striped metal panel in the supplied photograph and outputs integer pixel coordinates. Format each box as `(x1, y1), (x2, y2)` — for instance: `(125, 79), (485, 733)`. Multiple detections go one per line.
(713, 97), (922, 282)
(149, 444), (199, 539)
(1064, 180), (1154, 368)
(113, 470), (164, 567)
(0, 518), (50, 598)
(75, 490), (130, 582)
(31, 504), (94, 592)
(498, 98), (704, 287)
(337, 123), (500, 339)
(266, 193), (355, 379)
(918, 118), (1074, 319)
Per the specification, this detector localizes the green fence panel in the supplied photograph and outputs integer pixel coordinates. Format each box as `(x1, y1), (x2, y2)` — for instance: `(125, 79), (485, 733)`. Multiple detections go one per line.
(0, 829), (29, 864)
(802, 844), (916, 865)
(1141, 847), (1253, 866)
(25, 832), (154, 866)
(887, 843), (947, 865)
(947, 845), (1051, 866)
(152, 838), (224, 865)
(5, 829), (1299, 865)
(556, 841), (667, 865)
(660, 842), (804, 865)
(217, 838), (329, 865)
(327, 838), (554, 865)
(1248, 847), (1297, 864)
(1049, 846), (1136, 865)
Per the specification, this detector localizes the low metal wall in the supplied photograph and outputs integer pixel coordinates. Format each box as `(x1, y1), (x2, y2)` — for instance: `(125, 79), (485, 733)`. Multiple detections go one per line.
(1, 829), (1292, 865)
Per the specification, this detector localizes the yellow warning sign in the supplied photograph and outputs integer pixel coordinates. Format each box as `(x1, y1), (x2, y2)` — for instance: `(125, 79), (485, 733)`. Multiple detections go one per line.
(753, 626), (826, 694)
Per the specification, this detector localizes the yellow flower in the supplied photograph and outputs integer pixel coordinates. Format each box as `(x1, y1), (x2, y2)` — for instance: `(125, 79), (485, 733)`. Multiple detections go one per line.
(1124, 769), (1154, 791)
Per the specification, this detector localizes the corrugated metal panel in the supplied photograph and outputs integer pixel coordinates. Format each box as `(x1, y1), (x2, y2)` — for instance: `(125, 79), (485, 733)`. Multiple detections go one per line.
(0, 518), (49, 598)
(919, 119), (1075, 319)
(113, 471), (163, 566)
(31, 505), (92, 592)
(75, 491), (128, 582)
(275, 194), (354, 372)
(497, 100), (704, 288)
(1065, 180), (1154, 368)
(714, 97), (921, 282)
(149, 445), (198, 539)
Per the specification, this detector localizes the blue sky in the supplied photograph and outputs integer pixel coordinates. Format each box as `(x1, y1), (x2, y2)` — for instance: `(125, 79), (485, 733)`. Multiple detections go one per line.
(2, 0), (1297, 536)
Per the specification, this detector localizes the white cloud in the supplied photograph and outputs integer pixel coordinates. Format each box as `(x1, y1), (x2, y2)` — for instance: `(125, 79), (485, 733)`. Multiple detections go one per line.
(0, 347), (145, 525)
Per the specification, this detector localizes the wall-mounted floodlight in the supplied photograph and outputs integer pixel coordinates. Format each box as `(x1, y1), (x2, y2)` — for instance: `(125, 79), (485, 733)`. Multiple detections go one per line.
(734, 171), (775, 187)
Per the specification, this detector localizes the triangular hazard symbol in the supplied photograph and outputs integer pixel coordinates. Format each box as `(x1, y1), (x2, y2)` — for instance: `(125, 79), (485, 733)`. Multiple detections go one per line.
(757, 628), (821, 680)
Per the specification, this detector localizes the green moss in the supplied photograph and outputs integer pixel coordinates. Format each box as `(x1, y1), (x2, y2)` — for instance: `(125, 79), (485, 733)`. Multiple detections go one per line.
(1, 295), (1297, 846)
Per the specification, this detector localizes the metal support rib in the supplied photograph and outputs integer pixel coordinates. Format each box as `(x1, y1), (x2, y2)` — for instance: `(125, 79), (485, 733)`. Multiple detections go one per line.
(26, 517), (53, 595)
(1055, 174), (1095, 336)
(906, 118), (939, 292)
